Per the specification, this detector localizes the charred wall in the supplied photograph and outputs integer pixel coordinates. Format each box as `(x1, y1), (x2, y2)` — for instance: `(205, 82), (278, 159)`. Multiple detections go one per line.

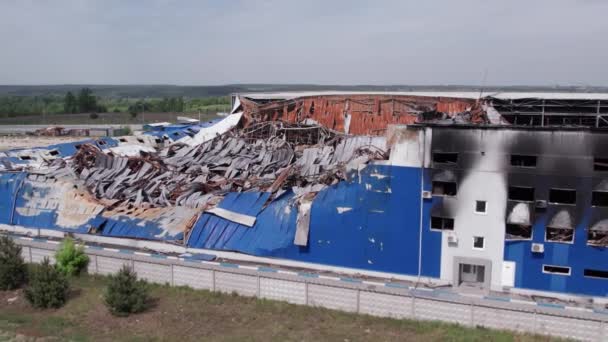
(240, 95), (484, 135)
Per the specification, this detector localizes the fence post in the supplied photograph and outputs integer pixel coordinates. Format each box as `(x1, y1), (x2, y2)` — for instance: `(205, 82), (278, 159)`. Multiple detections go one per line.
(470, 301), (475, 327)
(170, 264), (174, 286)
(28, 246), (32, 263)
(411, 293), (417, 319)
(211, 269), (216, 291)
(356, 289), (360, 313)
(304, 282), (309, 306)
(256, 275), (261, 298)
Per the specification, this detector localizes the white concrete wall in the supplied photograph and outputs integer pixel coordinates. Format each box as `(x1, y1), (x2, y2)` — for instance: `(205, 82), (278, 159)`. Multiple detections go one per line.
(438, 130), (508, 290)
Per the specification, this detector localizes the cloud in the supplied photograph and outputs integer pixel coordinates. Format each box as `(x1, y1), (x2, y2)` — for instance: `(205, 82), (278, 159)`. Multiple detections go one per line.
(0, 0), (606, 85)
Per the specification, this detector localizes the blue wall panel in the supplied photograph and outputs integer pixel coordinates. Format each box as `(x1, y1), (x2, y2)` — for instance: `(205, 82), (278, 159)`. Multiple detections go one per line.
(188, 164), (442, 278)
(505, 203), (608, 297)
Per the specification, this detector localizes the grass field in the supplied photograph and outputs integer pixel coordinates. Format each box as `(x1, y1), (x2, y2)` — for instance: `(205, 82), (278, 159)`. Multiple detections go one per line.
(0, 274), (560, 342)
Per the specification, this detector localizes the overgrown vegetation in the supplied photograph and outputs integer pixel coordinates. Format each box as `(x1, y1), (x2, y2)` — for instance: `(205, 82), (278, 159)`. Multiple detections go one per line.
(0, 236), (26, 290)
(55, 238), (89, 276)
(104, 265), (149, 316)
(24, 258), (69, 309)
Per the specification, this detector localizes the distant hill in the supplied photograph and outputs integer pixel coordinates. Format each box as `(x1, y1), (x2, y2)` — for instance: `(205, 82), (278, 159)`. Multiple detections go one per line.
(1, 84), (607, 98)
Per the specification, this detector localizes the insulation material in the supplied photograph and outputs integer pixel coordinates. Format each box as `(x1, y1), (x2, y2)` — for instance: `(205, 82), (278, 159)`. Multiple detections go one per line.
(177, 112), (243, 146)
(507, 202), (532, 225)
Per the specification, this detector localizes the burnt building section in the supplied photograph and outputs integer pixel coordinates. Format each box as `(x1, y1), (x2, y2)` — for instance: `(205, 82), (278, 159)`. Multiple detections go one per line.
(489, 95), (608, 127)
(3, 90), (608, 300)
(236, 93), (486, 135)
(424, 124), (608, 296)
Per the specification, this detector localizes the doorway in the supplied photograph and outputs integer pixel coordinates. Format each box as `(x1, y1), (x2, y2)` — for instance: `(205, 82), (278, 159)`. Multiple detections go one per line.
(459, 263), (485, 285)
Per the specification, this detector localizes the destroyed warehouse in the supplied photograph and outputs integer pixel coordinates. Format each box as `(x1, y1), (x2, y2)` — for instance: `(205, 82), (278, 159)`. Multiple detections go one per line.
(1, 90), (608, 298)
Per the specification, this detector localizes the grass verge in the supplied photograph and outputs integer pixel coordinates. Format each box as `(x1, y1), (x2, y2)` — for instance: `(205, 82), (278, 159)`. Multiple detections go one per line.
(0, 274), (561, 341)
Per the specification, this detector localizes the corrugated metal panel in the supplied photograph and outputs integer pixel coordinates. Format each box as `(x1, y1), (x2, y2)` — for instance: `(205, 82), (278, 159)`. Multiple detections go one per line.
(100, 205), (199, 241)
(11, 174), (104, 232)
(187, 191), (297, 254)
(0, 172), (26, 224)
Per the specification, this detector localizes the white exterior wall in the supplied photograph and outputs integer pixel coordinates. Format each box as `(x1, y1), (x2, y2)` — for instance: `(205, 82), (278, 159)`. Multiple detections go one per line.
(436, 129), (509, 290)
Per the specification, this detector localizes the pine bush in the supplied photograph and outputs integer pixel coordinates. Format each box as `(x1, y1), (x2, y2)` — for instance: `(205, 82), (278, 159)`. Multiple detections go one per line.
(55, 238), (89, 276)
(0, 235), (27, 290)
(25, 258), (69, 308)
(104, 265), (149, 316)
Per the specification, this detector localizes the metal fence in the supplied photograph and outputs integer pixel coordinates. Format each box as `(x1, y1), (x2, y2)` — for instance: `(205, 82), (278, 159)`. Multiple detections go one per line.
(16, 239), (607, 342)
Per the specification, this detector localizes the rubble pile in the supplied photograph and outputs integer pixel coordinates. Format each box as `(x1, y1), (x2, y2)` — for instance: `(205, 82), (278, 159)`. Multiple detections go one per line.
(69, 122), (389, 211)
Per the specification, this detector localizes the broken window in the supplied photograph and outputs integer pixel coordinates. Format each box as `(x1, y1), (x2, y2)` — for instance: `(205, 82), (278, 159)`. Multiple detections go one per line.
(75, 144), (82, 150)
(97, 140), (106, 145)
(154, 138), (162, 144)
(19, 155), (32, 160)
(594, 158), (608, 171)
(432, 152), (458, 165)
(508, 186), (534, 202)
(430, 216), (454, 231)
(510, 154), (537, 168)
(137, 138), (144, 143)
(48, 150), (59, 156)
(473, 236), (485, 249)
(506, 224), (532, 240)
(584, 269), (608, 279)
(475, 200), (487, 214)
(432, 181), (457, 196)
(119, 138), (127, 143)
(549, 188), (576, 205)
(543, 265), (571, 276)
(592, 191), (608, 207)
(546, 226), (574, 243)
(587, 220), (608, 247)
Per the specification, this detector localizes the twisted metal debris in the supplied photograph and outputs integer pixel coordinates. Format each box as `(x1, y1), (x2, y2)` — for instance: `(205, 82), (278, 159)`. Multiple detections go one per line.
(70, 122), (388, 214)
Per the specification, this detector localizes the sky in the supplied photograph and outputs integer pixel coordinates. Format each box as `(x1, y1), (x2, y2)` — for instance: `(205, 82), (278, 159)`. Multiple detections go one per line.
(0, 0), (607, 86)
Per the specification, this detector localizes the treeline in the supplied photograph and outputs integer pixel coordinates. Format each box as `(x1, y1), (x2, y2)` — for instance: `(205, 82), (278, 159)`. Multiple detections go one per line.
(0, 87), (231, 117)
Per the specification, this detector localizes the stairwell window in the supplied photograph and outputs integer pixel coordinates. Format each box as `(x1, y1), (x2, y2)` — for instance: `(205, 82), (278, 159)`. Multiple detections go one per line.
(473, 236), (485, 250)
(474, 200), (487, 214)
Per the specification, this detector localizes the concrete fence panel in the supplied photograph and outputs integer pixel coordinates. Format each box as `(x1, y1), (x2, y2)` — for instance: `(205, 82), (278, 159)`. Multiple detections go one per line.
(133, 261), (171, 284)
(259, 277), (306, 305)
(307, 284), (358, 313)
(359, 291), (413, 319)
(215, 271), (258, 297)
(172, 265), (214, 290)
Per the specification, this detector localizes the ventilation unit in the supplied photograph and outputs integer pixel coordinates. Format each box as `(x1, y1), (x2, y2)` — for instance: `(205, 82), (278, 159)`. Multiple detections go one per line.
(531, 243), (545, 253)
(447, 233), (458, 244)
(422, 190), (432, 199)
(535, 200), (547, 210)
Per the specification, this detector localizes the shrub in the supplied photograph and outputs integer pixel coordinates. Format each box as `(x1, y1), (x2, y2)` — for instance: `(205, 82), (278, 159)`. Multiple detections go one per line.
(104, 265), (149, 316)
(89, 112), (99, 119)
(55, 238), (89, 276)
(0, 235), (27, 290)
(25, 258), (69, 308)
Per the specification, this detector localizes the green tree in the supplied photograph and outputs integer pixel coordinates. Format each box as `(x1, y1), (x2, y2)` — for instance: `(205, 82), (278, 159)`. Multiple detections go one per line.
(63, 92), (77, 113)
(78, 88), (98, 113)
(55, 238), (89, 276)
(0, 235), (27, 290)
(104, 265), (149, 316)
(24, 258), (69, 309)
